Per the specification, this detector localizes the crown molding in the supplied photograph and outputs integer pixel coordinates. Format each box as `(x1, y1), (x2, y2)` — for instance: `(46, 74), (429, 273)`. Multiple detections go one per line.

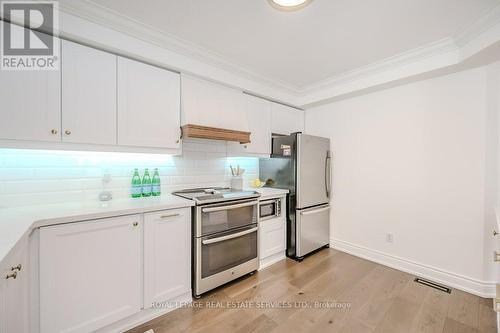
(454, 4), (500, 48)
(57, 0), (301, 95)
(296, 3), (500, 106)
(36, 1), (500, 107)
(298, 37), (458, 94)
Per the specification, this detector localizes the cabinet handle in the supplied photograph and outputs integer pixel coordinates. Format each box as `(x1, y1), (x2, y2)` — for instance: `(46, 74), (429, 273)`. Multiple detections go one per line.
(176, 139), (180, 144)
(10, 264), (21, 272)
(65, 130), (71, 135)
(494, 230), (498, 236)
(133, 222), (139, 227)
(494, 251), (500, 262)
(51, 129), (58, 135)
(5, 271), (17, 280)
(160, 213), (180, 219)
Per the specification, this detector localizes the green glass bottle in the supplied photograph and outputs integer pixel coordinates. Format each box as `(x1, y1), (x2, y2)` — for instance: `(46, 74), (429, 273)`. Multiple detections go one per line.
(131, 168), (142, 198)
(142, 168), (152, 197)
(152, 168), (161, 196)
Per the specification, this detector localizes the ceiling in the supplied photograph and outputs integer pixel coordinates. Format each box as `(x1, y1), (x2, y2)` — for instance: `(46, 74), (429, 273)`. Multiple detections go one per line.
(78, 0), (497, 89)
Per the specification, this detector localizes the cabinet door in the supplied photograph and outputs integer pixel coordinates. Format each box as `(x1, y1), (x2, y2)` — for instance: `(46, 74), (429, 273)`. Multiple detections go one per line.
(181, 75), (247, 131)
(271, 102), (304, 135)
(62, 40), (117, 144)
(228, 94), (271, 156)
(2, 244), (29, 333)
(118, 57), (181, 149)
(39, 215), (142, 333)
(0, 24), (60, 142)
(259, 218), (286, 259)
(144, 208), (190, 307)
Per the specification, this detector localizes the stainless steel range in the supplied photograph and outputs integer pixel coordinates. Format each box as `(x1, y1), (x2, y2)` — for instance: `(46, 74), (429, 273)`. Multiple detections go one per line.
(173, 187), (260, 298)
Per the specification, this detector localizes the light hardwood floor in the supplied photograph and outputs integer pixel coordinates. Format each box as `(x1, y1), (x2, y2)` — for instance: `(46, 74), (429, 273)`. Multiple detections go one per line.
(128, 249), (497, 333)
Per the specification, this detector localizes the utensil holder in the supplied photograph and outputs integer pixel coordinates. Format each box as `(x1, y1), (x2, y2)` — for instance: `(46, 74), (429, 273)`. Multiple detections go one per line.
(231, 176), (243, 190)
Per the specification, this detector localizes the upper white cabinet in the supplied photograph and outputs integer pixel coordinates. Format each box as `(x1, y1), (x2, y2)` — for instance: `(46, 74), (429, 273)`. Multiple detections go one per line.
(271, 102), (304, 135)
(39, 215), (142, 333)
(62, 40), (117, 145)
(144, 208), (191, 307)
(0, 25), (60, 142)
(118, 57), (181, 149)
(228, 94), (272, 156)
(181, 75), (247, 132)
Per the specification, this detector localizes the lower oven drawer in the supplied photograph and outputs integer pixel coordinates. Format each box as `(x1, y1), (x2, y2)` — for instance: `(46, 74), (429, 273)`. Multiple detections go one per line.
(195, 225), (258, 296)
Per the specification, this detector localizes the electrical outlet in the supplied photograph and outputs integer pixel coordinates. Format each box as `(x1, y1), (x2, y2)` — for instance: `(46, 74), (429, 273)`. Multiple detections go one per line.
(386, 233), (394, 243)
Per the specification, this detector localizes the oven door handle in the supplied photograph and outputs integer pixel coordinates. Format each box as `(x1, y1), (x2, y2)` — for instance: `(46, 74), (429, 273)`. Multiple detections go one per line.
(202, 227), (258, 245)
(201, 200), (258, 213)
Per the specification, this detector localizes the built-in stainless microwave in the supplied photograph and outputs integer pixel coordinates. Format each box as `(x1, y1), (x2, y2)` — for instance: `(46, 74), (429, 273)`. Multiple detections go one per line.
(259, 198), (282, 221)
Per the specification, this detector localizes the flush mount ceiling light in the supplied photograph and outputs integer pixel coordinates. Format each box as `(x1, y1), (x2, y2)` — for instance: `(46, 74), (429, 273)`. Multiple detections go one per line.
(268, 0), (313, 11)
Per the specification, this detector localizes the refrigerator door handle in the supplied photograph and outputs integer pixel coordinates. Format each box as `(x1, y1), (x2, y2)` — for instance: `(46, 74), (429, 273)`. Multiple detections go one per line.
(325, 151), (331, 199)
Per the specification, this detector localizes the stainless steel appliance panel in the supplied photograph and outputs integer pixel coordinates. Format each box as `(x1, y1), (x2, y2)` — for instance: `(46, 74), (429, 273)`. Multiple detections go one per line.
(200, 225), (257, 278)
(296, 134), (331, 209)
(196, 199), (258, 237)
(195, 224), (258, 296)
(259, 198), (282, 221)
(296, 204), (330, 257)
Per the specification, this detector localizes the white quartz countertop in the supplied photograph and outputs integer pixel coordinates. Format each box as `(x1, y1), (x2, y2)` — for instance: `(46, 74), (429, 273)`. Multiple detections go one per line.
(249, 187), (289, 199)
(0, 194), (194, 265)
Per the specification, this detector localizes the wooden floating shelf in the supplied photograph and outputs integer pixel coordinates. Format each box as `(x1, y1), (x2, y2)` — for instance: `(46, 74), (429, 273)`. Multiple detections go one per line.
(181, 124), (251, 144)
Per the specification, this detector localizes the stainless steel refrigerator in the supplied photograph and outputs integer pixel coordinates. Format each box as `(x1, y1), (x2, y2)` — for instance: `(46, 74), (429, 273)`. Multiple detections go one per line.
(260, 132), (331, 260)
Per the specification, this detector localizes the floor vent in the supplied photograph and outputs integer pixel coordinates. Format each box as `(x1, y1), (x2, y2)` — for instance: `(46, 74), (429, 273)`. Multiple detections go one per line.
(414, 278), (451, 294)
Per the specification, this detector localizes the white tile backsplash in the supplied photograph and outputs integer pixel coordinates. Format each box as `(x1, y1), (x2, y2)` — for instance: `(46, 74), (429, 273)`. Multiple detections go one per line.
(0, 139), (259, 208)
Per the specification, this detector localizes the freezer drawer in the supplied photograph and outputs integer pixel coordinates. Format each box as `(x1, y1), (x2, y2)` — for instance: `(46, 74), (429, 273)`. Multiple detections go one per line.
(296, 204), (330, 257)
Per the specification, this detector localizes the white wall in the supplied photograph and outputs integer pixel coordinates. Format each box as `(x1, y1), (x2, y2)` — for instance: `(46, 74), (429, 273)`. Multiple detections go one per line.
(0, 139), (258, 208)
(306, 63), (500, 296)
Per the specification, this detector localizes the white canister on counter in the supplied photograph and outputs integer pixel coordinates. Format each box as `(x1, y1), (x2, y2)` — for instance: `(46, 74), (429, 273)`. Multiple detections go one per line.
(231, 176), (243, 190)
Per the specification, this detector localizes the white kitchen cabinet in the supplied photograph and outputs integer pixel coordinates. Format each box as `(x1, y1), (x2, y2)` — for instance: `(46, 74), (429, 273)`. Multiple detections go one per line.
(258, 197), (287, 269)
(118, 57), (181, 149)
(0, 243), (29, 333)
(0, 24), (60, 142)
(271, 102), (304, 135)
(62, 40), (117, 145)
(181, 75), (247, 132)
(144, 208), (191, 307)
(228, 94), (272, 156)
(39, 215), (142, 333)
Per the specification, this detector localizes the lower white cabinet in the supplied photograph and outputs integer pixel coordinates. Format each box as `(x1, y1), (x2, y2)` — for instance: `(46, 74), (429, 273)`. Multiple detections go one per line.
(39, 215), (142, 333)
(1, 243), (29, 333)
(259, 197), (286, 269)
(144, 208), (191, 307)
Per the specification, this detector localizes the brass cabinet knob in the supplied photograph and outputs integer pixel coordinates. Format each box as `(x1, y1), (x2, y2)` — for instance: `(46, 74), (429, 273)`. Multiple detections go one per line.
(5, 271), (17, 280)
(10, 264), (21, 272)
(176, 139), (180, 144)
(51, 129), (58, 135)
(65, 130), (71, 135)
(133, 222), (139, 227)
(495, 230), (499, 236)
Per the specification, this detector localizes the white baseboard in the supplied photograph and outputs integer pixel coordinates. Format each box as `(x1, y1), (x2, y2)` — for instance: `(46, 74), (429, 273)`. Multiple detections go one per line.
(331, 238), (496, 298)
(95, 291), (192, 333)
(259, 252), (286, 270)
